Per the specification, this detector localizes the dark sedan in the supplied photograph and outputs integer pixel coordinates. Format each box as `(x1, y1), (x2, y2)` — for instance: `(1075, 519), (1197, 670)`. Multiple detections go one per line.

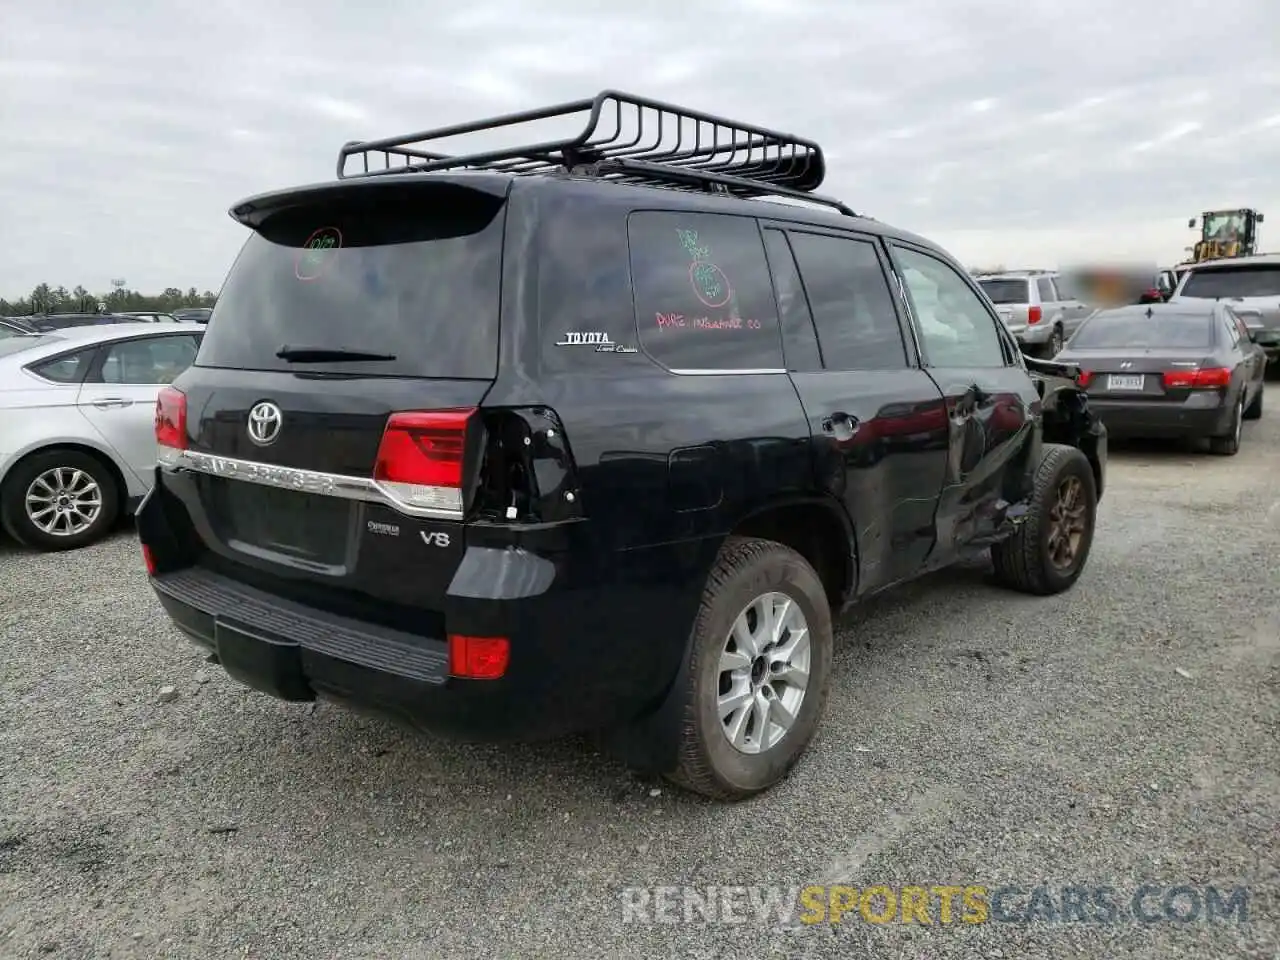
(0, 317), (37, 338)
(1057, 302), (1266, 455)
(23, 313), (124, 332)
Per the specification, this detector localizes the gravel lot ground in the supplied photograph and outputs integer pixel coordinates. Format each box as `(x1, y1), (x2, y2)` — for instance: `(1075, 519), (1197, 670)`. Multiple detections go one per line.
(2, 416), (1277, 960)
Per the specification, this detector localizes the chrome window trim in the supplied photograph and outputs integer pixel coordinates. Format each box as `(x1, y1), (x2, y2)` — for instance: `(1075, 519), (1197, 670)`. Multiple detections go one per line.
(667, 368), (787, 375)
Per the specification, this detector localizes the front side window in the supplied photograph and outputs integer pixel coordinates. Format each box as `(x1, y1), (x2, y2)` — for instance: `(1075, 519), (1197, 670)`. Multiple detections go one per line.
(100, 335), (200, 384)
(893, 247), (1009, 368)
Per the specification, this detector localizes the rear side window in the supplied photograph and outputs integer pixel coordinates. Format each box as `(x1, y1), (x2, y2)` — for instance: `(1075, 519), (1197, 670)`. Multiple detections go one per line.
(29, 348), (96, 383)
(628, 211), (783, 371)
(786, 231), (907, 370)
(977, 279), (1029, 305)
(1179, 265), (1280, 299)
(197, 183), (507, 379)
(1037, 278), (1057, 302)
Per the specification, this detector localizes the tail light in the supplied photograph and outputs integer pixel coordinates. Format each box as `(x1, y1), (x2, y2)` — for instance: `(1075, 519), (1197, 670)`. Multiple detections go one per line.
(1076, 370), (1094, 388)
(155, 386), (187, 450)
(141, 544), (157, 576)
(1162, 367), (1232, 389)
(448, 634), (509, 679)
(1027, 306), (1042, 325)
(374, 409), (475, 514)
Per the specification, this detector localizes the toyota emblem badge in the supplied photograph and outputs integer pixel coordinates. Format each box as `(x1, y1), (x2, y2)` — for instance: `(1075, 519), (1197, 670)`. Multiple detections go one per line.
(247, 401), (283, 446)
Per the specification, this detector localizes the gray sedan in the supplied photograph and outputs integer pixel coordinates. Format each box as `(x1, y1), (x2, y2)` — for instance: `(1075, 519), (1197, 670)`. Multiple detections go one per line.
(0, 323), (205, 551)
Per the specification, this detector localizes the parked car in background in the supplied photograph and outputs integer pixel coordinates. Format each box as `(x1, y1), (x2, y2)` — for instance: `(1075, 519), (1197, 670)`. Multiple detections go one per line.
(1169, 253), (1280, 365)
(0, 323), (205, 551)
(0, 318), (37, 338)
(119, 311), (181, 323)
(24, 313), (122, 332)
(171, 307), (212, 324)
(1057, 302), (1265, 455)
(974, 270), (1091, 357)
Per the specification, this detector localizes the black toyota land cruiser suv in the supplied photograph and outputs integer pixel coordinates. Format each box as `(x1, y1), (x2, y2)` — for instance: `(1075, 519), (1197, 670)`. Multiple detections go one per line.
(138, 91), (1107, 800)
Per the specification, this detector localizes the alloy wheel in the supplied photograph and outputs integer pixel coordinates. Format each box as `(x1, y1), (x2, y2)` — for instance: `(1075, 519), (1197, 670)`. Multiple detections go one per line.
(25, 467), (103, 537)
(1046, 475), (1087, 570)
(717, 592), (811, 755)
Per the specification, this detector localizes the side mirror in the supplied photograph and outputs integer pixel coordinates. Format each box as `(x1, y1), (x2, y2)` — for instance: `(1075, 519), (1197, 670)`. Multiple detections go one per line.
(1188, 218), (1197, 229)
(1257, 214), (1265, 224)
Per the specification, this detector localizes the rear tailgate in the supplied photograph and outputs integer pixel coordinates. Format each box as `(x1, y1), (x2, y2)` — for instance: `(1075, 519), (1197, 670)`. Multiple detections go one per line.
(157, 177), (508, 612)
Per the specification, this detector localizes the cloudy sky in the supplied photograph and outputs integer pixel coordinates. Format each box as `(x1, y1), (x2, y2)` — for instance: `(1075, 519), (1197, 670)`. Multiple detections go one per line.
(2, 0), (1278, 298)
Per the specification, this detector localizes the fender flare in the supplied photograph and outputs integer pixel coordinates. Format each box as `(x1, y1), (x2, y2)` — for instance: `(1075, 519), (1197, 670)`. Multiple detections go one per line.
(600, 492), (860, 775)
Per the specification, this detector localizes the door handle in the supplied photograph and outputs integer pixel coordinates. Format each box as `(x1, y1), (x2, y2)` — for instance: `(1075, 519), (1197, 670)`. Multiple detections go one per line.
(92, 398), (133, 409)
(822, 412), (860, 441)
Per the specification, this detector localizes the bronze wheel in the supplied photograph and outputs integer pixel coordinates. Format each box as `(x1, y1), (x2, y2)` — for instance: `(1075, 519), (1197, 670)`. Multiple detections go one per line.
(1046, 475), (1087, 570)
(990, 443), (1097, 596)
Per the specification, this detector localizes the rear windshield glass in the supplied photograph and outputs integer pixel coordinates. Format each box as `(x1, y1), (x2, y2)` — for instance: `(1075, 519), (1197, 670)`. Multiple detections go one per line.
(977, 279), (1029, 304)
(0, 334), (58, 357)
(196, 182), (507, 379)
(1180, 265), (1280, 299)
(1072, 312), (1214, 348)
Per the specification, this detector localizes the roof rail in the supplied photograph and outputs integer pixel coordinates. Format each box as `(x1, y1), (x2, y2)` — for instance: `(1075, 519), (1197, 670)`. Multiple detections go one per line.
(335, 90), (855, 217)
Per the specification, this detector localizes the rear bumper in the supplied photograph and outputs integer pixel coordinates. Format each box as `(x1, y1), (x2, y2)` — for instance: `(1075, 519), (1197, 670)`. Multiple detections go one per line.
(137, 482), (711, 743)
(1087, 396), (1233, 438)
(1009, 323), (1053, 346)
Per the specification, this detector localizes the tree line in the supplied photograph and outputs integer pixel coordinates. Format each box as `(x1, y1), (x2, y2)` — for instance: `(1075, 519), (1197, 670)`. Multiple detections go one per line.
(1, 283), (218, 317)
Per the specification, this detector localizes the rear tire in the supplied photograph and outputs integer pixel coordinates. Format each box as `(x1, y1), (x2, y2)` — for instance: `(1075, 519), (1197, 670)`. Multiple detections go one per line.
(666, 536), (833, 801)
(991, 443), (1097, 596)
(0, 449), (120, 552)
(1045, 326), (1064, 358)
(1208, 397), (1244, 456)
(1243, 383), (1263, 421)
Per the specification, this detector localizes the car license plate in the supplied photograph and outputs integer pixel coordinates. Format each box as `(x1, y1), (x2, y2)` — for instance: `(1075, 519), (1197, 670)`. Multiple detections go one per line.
(1107, 374), (1145, 391)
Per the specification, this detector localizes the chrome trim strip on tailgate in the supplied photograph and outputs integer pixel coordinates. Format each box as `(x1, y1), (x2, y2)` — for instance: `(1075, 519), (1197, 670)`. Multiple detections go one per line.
(157, 448), (464, 520)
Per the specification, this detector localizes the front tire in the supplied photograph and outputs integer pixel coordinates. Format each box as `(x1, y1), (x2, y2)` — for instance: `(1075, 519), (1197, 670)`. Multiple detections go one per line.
(0, 449), (120, 551)
(991, 443), (1097, 596)
(667, 537), (834, 801)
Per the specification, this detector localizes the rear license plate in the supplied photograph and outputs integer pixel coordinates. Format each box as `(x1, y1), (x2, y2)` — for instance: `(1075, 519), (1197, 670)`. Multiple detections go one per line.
(1107, 374), (1145, 391)
(222, 481), (350, 564)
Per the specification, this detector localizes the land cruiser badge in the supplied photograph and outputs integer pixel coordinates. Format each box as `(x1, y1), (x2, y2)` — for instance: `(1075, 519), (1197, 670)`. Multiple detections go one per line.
(555, 331), (638, 353)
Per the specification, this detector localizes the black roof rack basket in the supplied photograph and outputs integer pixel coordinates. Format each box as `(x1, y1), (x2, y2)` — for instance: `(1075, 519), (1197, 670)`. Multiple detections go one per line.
(336, 90), (853, 216)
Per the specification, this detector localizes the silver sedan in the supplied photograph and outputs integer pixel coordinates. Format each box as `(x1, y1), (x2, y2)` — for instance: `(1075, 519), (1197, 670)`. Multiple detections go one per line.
(0, 322), (205, 551)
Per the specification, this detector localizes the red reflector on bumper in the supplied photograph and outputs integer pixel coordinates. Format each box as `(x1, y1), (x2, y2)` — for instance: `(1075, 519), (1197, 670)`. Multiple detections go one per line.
(448, 635), (509, 679)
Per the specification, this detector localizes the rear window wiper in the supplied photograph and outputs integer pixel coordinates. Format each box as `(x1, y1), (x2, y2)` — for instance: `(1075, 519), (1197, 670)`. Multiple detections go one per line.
(275, 345), (397, 363)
